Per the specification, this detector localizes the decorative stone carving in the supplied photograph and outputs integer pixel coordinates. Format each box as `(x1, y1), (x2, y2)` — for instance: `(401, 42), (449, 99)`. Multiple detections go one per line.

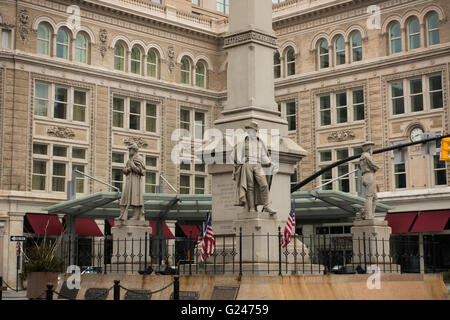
(99, 29), (108, 58)
(47, 126), (76, 139)
(327, 130), (355, 142)
(168, 46), (175, 73)
(224, 30), (277, 49)
(18, 9), (29, 42)
(123, 136), (148, 148)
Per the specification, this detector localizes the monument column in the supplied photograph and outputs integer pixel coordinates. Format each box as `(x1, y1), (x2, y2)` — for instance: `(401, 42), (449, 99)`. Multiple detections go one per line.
(204, 0), (309, 273)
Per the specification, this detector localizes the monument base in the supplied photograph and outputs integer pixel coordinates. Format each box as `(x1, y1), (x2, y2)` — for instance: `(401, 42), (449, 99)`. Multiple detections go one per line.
(111, 220), (152, 264)
(351, 219), (392, 264)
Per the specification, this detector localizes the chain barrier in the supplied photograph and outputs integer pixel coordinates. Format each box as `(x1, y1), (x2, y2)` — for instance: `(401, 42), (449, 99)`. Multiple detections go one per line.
(29, 291), (46, 300)
(119, 281), (174, 296)
(1, 278), (19, 291)
(52, 290), (77, 300)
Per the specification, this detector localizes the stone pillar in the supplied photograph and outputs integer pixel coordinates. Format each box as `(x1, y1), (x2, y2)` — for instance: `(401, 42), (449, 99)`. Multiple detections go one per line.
(6, 213), (25, 285)
(165, 220), (176, 266)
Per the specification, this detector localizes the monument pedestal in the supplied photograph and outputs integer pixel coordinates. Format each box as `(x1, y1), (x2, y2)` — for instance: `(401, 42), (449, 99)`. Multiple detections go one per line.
(111, 220), (152, 268)
(351, 219), (394, 266)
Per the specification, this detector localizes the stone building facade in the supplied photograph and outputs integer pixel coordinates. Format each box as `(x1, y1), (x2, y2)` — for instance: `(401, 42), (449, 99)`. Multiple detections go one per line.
(0, 0), (449, 282)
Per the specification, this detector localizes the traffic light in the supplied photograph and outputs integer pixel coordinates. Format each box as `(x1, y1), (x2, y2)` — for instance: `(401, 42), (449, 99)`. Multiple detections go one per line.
(440, 137), (450, 161)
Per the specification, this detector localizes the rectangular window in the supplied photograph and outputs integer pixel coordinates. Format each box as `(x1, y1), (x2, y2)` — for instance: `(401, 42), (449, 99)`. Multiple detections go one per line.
(433, 155), (447, 186)
(73, 90), (87, 122)
(146, 171), (157, 193)
(336, 149), (349, 192)
(320, 95), (331, 126)
(33, 143), (48, 155)
(1, 29), (11, 49)
(52, 162), (66, 192)
(217, 0), (229, 14)
(409, 79), (423, 112)
(129, 100), (141, 130)
(391, 82), (405, 115)
(180, 163), (190, 171)
(353, 147), (363, 156)
(290, 169), (297, 189)
(180, 175), (191, 194)
(195, 176), (205, 194)
(112, 168), (123, 192)
(320, 150), (332, 162)
(352, 89), (364, 121)
(429, 75), (443, 109)
(394, 163), (407, 189)
(73, 164), (85, 193)
(194, 112), (205, 140)
(146, 103), (157, 133)
(192, 0), (200, 5)
(146, 156), (157, 168)
(113, 97), (125, 128)
(53, 146), (67, 157)
(32, 160), (47, 191)
(180, 109), (191, 136)
(335, 92), (347, 124)
(34, 82), (49, 116)
(72, 148), (86, 160)
(54, 87), (68, 119)
(286, 101), (296, 131)
(320, 167), (333, 190)
(112, 152), (125, 164)
(195, 163), (205, 172)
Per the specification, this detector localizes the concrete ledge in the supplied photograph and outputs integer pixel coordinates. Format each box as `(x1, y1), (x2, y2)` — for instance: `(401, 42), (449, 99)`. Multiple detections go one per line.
(56, 273), (450, 300)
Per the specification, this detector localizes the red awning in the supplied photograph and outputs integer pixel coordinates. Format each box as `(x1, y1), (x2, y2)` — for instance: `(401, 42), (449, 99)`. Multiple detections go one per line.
(149, 221), (175, 239)
(385, 213), (417, 234)
(75, 218), (103, 237)
(410, 210), (450, 233)
(179, 225), (201, 239)
(26, 214), (64, 236)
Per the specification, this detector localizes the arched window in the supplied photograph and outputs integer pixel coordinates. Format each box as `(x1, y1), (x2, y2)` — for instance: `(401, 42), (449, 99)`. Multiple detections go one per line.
(195, 61), (206, 88)
(408, 17), (420, 50)
(274, 52), (281, 78)
(351, 31), (362, 62)
(56, 28), (69, 59)
(286, 48), (295, 76)
(181, 57), (191, 85)
(114, 43), (125, 71)
(37, 23), (50, 55)
(147, 49), (158, 78)
(131, 46), (142, 75)
(335, 35), (345, 65)
(389, 22), (402, 54)
(319, 40), (329, 69)
(75, 33), (87, 63)
(427, 12), (440, 46)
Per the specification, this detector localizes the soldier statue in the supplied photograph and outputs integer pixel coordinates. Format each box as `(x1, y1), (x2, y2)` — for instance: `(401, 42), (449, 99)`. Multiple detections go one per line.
(356, 141), (379, 220)
(117, 142), (146, 221)
(232, 121), (277, 215)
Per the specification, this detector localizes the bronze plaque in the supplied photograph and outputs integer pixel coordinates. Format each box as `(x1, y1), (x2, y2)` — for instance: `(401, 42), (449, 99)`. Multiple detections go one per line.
(84, 288), (109, 300)
(170, 291), (199, 300)
(124, 290), (151, 300)
(58, 281), (79, 300)
(210, 286), (239, 300)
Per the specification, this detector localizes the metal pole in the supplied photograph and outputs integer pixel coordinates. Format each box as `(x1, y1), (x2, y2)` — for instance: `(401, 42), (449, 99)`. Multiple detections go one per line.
(173, 275), (179, 300)
(278, 226), (282, 276)
(144, 232), (148, 270)
(114, 280), (120, 300)
(0, 276), (3, 300)
(239, 227), (242, 276)
(46, 283), (53, 300)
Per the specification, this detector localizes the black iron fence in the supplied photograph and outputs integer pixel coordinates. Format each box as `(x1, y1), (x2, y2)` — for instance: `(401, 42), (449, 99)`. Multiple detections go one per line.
(51, 229), (445, 276)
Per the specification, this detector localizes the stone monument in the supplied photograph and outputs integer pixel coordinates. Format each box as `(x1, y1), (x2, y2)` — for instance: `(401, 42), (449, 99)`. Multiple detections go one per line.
(111, 142), (151, 268)
(351, 141), (394, 269)
(203, 0), (313, 273)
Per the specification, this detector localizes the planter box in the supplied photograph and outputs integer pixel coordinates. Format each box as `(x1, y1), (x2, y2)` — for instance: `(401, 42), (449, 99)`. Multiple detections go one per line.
(26, 272), (58, 299)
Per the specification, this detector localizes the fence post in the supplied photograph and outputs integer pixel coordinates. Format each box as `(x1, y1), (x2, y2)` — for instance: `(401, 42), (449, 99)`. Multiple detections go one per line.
(144, 232), (148, 270)
(114, 279), (120, 301)
(363, 232), (367, 273)
(173, 275), (179, 300)
(278, 226), (282, 276)
(239, 227), (242, 276)
(0, 276), (3, 300)
(46, 283), (53, 301)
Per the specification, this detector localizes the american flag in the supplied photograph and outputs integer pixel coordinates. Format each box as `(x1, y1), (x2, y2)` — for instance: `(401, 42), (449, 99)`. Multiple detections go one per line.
(281, 206), (296, 248)
(200, 212), (215, 261)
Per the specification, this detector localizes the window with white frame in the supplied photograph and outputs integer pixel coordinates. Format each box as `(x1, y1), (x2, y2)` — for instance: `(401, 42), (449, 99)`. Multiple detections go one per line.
(335, 35), (345, 65)
(131, 46), (142, 75)
(427, 12), (440, 46)
(336, 148), (350, 192)
(274, 52), (281, 78)
(56, 28), (69, 59)
(34, 82), (88, 122)
(286, 48), (295, 76)
(318, 88), (364, 126)
(195, 61), (206, 88)
(318, 40), (329, 69)
(278, 101), (296, 131)
(37, 23), (50, 55)
(75, 33), (88, 64)
(181, 57), (191, 85)
(145, 155), (159, 193)
(112, 96), (159, 133)
(192, 0), (200, 5)
(319, 150), (332, 190)
(389, 22), (402, 54)
(1, 28), (12, 49)
(217, 0), (229, 14)
(111, 151), (126, 191)
(32, 143), (87, 193)
(351, 31), (362, 62)
(147, 49), (158, 78)
(389, 74), (442, 115)
(408, 18), (421, 50)
(394, 163), (407, 189)
(433, 154), (447, 186)
(180, 108), (206, 140)
(114, 43), (125, 71)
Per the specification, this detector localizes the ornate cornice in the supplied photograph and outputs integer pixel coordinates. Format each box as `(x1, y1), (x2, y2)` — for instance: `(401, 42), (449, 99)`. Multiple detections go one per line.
(223, 30), (277, 50)
(47, 126), (76, 139)
(327, 130), (356, 142)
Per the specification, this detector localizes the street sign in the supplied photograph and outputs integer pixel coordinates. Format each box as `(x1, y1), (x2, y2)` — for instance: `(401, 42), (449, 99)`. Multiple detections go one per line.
(10, 236), (27, 242)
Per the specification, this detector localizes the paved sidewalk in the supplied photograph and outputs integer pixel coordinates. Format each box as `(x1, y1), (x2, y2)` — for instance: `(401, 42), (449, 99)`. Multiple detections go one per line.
(2, 289), (28, 300)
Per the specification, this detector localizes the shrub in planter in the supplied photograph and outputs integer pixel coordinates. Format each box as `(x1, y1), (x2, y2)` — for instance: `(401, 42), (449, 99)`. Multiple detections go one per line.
(23, 239), (64, 299)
